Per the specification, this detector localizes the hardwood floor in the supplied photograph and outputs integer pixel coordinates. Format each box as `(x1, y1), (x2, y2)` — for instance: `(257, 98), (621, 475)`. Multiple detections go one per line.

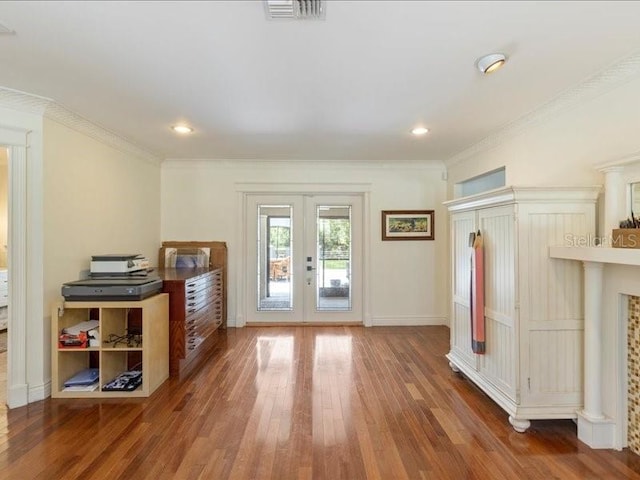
(2, 326), (640, 479)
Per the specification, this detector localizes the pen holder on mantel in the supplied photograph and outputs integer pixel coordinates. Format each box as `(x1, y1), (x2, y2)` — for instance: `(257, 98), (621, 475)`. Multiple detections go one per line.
(612, 229), (640, 249)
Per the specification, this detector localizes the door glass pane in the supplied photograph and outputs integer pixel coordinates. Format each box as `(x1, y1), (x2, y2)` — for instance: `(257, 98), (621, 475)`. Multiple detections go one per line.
(257, 205), (292, 311)
(316, 205), (351, 311)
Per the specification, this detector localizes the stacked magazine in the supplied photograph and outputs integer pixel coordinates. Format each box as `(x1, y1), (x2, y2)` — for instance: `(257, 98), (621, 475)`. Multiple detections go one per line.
(103, 370), (143, 391)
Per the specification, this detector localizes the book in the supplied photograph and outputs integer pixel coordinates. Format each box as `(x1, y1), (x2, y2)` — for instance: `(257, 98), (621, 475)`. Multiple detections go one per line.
(62, 382), (99, 392)
(64, 368), (99, 387)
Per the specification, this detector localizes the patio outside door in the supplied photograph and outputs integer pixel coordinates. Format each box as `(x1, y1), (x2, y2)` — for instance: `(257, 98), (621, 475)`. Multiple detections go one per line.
(245, 194), (362, 323)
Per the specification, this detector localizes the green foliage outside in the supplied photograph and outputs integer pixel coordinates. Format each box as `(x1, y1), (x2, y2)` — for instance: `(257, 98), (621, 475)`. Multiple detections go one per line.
(270, 226), (290, 250)
(269, 218), (350, 259)
(318, 218), (350, 258)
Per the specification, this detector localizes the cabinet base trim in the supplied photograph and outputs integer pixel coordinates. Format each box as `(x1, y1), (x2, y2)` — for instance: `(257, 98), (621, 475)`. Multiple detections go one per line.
(447, 352), (581, 431)
(508, 416), (531, 433)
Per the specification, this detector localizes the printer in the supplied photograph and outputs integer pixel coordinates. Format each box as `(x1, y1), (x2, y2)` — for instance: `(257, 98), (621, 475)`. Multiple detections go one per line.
(90, 254), (150, 275)
(61, 276), (163, 301)
(61, 254), (162, 301)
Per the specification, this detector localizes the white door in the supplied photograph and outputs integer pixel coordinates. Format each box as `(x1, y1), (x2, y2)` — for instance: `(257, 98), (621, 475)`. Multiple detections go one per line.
(245, 194), (363, 324)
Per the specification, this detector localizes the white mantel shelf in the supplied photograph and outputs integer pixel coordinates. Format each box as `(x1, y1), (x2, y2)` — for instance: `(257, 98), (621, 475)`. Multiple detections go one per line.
(550, 246), (640, 266)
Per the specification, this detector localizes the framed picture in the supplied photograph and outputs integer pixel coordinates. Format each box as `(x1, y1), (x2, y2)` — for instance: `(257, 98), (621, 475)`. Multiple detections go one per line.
(381, 210), (434, 241)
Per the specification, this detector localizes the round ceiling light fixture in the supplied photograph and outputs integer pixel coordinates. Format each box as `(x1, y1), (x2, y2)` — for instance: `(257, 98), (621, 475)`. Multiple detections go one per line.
(477, 53), (507, 74)
(411, 126), (429, 136)
(171, 125), (194, 134)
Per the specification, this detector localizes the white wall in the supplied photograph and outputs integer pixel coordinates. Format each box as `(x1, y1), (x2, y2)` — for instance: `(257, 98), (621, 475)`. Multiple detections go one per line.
(161, 160), (448, 327)
(446, 71), (640, 197)
(43, 118), (162, 302)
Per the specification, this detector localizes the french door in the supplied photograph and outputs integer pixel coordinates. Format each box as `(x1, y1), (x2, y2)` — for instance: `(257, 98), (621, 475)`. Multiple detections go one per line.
(245, 194), (362, 323)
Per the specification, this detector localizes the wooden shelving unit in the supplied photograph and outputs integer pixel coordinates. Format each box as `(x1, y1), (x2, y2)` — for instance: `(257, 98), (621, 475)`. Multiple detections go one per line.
(51, 293), (169, 398)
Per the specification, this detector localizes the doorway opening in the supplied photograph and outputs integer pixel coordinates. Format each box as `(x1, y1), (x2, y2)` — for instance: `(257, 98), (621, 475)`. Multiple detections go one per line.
(0, 147), (8, 408)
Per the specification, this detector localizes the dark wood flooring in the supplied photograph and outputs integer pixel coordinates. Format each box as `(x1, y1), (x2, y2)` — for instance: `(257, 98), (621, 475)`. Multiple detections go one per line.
(1, 326), (640, 479)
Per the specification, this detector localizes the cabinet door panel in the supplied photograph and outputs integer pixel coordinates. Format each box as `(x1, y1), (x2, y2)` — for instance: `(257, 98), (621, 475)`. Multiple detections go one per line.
(450, 211), (477, 369)
(478, 205), (517, 400)
(517, 203), (588, 405)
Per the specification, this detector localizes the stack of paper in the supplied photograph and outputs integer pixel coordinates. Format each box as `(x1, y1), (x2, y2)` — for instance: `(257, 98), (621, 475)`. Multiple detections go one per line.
(63, 368), (99, 390)
(59, 320), (99, 348)
(62, 320), (99, 336)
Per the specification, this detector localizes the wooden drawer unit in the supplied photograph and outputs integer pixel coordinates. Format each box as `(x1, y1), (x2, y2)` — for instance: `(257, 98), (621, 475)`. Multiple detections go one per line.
(158, 267), (225, 377)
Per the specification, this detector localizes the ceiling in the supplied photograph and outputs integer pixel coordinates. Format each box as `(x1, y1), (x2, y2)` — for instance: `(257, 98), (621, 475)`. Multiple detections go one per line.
(1, 1), (640, 162)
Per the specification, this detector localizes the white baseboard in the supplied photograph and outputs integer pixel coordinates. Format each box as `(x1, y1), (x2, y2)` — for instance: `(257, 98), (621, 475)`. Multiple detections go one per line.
(371, 315), (447, 326)
(7, 383), (28, 409)
(29, 380), (50, 403)
(230, 316), (449, 327)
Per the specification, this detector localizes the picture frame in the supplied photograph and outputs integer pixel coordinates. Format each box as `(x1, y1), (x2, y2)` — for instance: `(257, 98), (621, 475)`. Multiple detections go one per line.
(381, 210), (434, 241)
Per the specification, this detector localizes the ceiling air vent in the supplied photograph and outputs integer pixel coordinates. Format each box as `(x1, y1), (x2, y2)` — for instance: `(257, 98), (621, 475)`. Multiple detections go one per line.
(264, 0), (326, 20)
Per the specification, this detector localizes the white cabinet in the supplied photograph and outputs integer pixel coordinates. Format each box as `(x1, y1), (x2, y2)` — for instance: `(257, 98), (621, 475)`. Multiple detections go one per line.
(445, 186), (599, 432)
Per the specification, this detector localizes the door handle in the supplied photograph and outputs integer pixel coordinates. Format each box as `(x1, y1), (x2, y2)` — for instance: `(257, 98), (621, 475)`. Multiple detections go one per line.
(306, 266), (316, 271)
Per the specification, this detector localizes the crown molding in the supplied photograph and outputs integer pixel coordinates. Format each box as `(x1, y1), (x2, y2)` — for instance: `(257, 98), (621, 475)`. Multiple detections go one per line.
(0, 86), (52, 115)
(0, 86), (161, 164)
(44, 103), (161, 164)
(595, 151), (640, 171)
(444, 185), (601, 212)
(162, 158), (445, 171)
(445, 50), (640, 168)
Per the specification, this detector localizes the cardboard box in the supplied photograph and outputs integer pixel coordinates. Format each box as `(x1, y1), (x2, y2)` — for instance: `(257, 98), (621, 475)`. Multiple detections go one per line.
(612, 229), (640, 249)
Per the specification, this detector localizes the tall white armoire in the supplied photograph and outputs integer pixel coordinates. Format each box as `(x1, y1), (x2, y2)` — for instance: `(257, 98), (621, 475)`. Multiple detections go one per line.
(444, 186), (599, 432)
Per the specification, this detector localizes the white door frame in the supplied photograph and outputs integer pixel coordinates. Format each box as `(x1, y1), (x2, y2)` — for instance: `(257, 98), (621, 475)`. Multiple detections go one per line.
(0, 124), (45, 408)
(235, 182), (372, 328)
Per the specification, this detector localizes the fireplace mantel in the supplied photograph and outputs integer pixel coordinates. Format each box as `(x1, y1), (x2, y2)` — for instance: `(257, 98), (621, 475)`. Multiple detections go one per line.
(546, 157), (640, 450)
(550, 245), (640, 450)
(550, 246), (640, 266)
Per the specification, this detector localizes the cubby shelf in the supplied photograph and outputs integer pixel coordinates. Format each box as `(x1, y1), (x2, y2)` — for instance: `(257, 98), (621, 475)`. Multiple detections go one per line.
(51, 294), (169, 398)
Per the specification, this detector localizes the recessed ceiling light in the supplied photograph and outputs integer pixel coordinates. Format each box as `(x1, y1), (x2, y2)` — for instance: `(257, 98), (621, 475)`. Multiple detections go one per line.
(171, 125), (193, 134)
(411, 127), (429, 136)
(477, 53), (507, 75)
